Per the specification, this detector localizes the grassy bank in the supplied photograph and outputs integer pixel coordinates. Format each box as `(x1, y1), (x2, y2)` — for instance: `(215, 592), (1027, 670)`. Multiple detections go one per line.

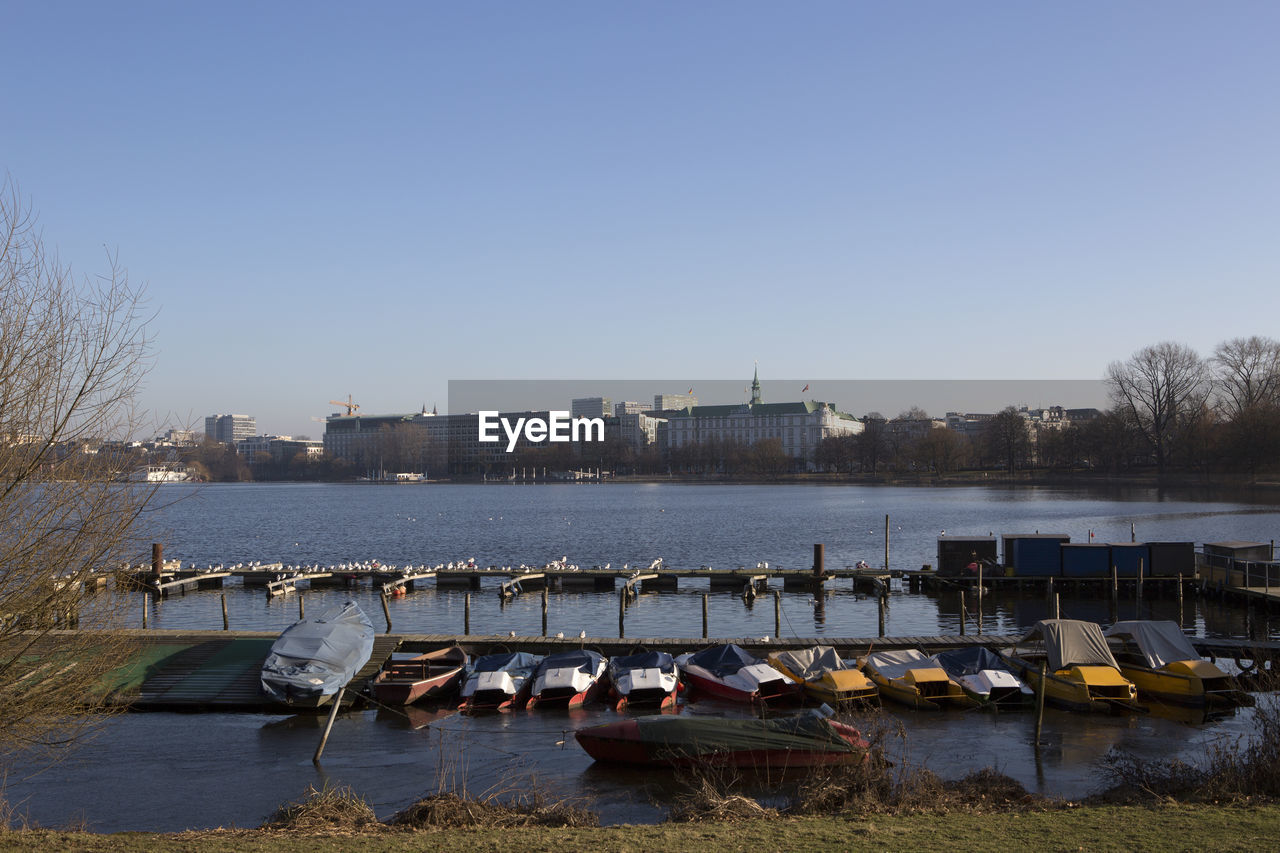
(2, 805), (1278, 852)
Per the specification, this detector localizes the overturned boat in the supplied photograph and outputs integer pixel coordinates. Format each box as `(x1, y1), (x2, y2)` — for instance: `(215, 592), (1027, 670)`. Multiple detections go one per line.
(768, 645), (878, 707)
(677, 644), (802, 705)
(1105, 620), (1253, 708)
(575, 711), (869, 768)
(858, 649), (975, 710)
(458, 651), (542, 712)
(932, 647), (1033, 710)
(526, 649), (608, 710)
(260, 601), (376, 708)
(370, 644), (468, 706)
(1002, 619), (1142, 713)
(607, 651), (680, 711)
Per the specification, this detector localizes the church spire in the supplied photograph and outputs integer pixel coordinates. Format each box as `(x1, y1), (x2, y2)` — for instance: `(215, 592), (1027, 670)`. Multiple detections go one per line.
(750, 362), (762, 406)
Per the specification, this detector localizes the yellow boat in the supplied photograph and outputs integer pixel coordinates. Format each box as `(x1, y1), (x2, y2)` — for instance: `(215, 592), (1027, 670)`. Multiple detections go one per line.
(768, 646), (879, 707)
(1001, 619), (1142, 713)
(857, 649), (975, 710)
(1104, 620), (1253, 708)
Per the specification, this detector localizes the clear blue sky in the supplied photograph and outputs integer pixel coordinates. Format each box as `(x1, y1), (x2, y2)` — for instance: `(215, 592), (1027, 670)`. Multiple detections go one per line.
(3, 2), (1277, 438)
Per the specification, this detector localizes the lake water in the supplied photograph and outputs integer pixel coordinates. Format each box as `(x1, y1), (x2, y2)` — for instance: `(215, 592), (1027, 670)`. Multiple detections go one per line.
(6, 482), (1280, 831)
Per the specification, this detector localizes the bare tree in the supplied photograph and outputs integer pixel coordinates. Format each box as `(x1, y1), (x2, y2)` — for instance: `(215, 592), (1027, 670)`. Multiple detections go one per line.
(1106, 341), (1210, 477)
(0, 179), (155, 768)
(1212, 336), (1280, 418)
(982, 407), (1031, 475)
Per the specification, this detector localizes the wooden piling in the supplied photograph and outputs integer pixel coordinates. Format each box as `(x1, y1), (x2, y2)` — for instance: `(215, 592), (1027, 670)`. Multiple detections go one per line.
(1177, 575), (1184, 628)
(1053, 592), (1060, 620)
(221, 593), (229, 630)
(542, 587), (549, 635)
(976, 562), (983, 635)
(1137, 558), (1144, 612)
(1034, 662), (1047, 748)
(299, 594), (305, 620)
(618, 590), (625, 638)
(959, 590), (966, 636)
(152, 543), (163, 581)
(464, 593), (471, 635)
(1047, 577), (1055, 616)
(813, 544), (824, 578)
(313, 687), (345, 764)
(380, 591), (392, 632)
(774, 591), (782, 638)
(884, 515), (890, 570)
(702, 594), (708, 638)
(142, 592), (149, 628)
(878, 593), (887, 637)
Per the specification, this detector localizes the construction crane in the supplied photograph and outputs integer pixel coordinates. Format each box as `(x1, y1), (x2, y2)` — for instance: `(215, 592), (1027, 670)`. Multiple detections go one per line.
(329, 395), (361, 416)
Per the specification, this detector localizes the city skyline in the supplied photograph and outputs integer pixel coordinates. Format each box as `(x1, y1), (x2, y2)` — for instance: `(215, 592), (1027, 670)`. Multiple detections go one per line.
(3, 3), (1277, 438)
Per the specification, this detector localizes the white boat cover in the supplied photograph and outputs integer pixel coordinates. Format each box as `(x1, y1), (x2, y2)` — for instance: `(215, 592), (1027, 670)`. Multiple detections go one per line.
(1105, 620), (1199, 669)
(1018, 619), (1120, 671)
(774, 646), (847, 680)
(260, 601), (375, 703)
(863, 649), (932, 681)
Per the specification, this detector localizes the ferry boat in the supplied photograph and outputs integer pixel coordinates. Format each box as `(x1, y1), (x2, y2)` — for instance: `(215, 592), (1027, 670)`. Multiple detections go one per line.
(129, 465), (190, 483)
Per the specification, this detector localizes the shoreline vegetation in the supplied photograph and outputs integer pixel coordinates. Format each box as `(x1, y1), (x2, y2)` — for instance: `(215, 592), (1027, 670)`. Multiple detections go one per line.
(7, 705), (1280, 850)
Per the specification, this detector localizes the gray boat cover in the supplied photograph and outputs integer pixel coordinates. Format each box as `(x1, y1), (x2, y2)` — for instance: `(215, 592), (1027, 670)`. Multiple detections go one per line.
(1018, 619), (1120, 671)
(685, 644), (763, 677)
(261, 601), (375, 703)
(1104, 620), (1198, 669)
(773, 645), (848, 680)
(536, 649), (605, 676)
(607, 651), (676, 677)
(863, 649), (933, 680)
(627, 714), (860, 757)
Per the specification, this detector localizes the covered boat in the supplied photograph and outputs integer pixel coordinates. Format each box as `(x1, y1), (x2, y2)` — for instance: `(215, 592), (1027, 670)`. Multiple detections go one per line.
(1002, 619), (1141, 713)
(458, 651), (542, 712)
(677, 644), (802, 705)
(527, 649), (608, 709)
(607, 651), (680, 711)
(932, 647), (1033, 710)
(1104, 620), (1252, 708)
(858, 649), (974, 710)
(370, 644), (468, 706)
(768, 646), (878, 706)
(260, 601), (375, 708)
(575, 712), (869, 768)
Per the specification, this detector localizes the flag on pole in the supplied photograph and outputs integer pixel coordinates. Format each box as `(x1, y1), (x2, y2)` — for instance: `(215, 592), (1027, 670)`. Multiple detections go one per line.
(802, 383), (810, 393)
(687, 387), (693, 394)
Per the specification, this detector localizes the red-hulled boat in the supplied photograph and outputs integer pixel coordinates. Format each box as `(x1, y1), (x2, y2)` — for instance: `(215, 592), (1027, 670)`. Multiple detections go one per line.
(676, 644), (802, 705)
(370, 645), (468, 706)
(575, 713), (869, 768)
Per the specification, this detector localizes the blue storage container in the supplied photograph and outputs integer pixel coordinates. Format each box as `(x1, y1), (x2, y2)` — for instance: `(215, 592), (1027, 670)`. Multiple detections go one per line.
(1010, 535), (1068, 576)
(1061, 543), (1110, 578)
(1109, 543), (1150, 578)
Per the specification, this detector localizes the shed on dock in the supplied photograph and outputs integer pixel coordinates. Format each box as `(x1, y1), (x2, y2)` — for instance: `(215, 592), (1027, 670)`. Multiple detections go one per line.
(936, 536), (997, 574)
(1004, 534), (1069, 576)
(1061, 543), (1110, 578)
(1148, 541), (1195, 577)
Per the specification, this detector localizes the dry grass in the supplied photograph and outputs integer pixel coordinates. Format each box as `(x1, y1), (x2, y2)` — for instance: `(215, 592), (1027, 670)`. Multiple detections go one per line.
(390, 790), (597, 829)
(1098, 699), (1280, 805)
(262, 784), (380, 834)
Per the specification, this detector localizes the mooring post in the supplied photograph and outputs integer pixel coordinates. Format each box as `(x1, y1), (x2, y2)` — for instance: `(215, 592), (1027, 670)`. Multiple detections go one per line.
(1046, 577), (1055, 616)
(299, 594), (305, 620)
(813, 543), (824, 579)
(152, 542), (163, 582)
(1177, 575), (1184, 627)
(1130, 521), (1135, 543)
(380, 590), (392, 632)
(142, 592), (149, 628)
(1034, 662), (1047, 749)
(884, 514), (890, 570)
(1137, 558), (1144, 612)
(702, 594), (709, 638)
(221, 593), (229, 630)
(1053, 592), (1061, 620)
(464, 593), (471, 635)
(542, 587), (549, 635)
(313, 687), (345, 764)
(618, 590), (625, 638)
(977, 562), (984, 635)
(774, 590), (781, 638)
(959, 590), (966, 636)
(1111, 565), (1118, 605)
(878, 592), (887, 637)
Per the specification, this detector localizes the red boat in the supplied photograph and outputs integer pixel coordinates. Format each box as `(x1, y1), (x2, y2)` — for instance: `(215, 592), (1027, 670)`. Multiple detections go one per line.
(677, 644), (802, 705)
(575, 713), (869, 768)
(370, 645), (468, 705)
